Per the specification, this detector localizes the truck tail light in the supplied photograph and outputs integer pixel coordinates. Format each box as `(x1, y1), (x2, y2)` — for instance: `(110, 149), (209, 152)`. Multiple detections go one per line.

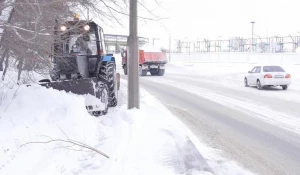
(264, 74), (272, 78)
(285, 74), (291, 78)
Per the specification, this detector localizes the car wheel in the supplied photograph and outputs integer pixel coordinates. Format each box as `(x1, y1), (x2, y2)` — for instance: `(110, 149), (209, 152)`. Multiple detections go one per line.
(282, 85), (288, 90)
(257, 80), (262, 90)
(244, 78), (249, 87)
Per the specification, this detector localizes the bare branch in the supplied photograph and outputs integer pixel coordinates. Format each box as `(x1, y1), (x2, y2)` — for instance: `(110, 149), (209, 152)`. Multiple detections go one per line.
(21, 139), (110, 158)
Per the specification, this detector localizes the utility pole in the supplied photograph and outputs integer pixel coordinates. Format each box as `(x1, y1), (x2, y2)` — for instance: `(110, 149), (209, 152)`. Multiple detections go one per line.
(169, 35), (171, 62)
(251, 21), (255, 52)
(127, 0), (139, 109)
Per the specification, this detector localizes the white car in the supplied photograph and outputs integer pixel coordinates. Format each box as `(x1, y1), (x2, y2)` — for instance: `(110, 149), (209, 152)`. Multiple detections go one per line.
(244, 65), (292, 90)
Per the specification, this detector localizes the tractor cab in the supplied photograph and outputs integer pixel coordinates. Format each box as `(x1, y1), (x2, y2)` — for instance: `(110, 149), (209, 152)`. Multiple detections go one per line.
(50, 18), (106, 80)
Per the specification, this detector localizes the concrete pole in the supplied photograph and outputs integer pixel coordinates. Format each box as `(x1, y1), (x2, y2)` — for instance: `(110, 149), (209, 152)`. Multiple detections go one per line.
(127, 0), (140, 109)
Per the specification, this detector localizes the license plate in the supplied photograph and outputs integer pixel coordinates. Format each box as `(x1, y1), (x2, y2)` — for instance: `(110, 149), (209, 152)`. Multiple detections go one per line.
(274, 75), (283, 78)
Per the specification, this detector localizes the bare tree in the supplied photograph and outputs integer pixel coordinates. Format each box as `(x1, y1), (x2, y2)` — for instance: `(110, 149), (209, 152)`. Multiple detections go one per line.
(0, 0), (164, 82)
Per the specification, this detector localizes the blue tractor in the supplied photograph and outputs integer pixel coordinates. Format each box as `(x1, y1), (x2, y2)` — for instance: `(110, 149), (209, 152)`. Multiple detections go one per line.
(39, 16), (119, 116)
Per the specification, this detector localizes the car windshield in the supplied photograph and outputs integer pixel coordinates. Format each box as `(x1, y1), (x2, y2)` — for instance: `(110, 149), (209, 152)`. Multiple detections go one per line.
(263, 66), (285, 72)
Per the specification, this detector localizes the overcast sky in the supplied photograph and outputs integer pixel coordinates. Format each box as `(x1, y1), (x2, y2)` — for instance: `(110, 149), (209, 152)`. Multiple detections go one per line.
(104, 0), (300, 48)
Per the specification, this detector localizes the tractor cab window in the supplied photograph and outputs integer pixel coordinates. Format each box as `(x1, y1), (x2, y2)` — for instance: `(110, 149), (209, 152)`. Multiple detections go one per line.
(54, 25), (98, 57)
(69, 33), (97, 55)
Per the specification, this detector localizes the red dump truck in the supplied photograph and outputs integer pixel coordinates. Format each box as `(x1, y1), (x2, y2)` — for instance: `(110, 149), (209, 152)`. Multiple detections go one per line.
(122, 46), (167, 76)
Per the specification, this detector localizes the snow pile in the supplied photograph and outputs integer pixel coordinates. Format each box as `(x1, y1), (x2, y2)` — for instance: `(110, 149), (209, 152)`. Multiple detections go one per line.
(0, 85), (101, 175)
(140, 44), (162, 52)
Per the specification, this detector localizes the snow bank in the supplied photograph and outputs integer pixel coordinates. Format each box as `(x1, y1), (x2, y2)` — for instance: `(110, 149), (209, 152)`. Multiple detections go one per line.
(0, 85), (101, 175)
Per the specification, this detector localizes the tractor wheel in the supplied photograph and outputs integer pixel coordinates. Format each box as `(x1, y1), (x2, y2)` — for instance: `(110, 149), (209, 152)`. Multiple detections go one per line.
(93, 80), (109, 116)
(100, 61), (118, 107)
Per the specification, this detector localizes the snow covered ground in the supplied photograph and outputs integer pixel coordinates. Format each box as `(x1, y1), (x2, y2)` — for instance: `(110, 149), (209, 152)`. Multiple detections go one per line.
(0, 71), (254, 175)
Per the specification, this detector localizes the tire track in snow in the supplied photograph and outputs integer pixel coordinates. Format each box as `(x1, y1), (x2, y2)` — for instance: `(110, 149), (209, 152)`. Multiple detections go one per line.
(157, 129), (214, 175)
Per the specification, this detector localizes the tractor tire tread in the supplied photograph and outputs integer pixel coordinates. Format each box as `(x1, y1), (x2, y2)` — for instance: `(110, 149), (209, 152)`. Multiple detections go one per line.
(100, 62), (118, 107)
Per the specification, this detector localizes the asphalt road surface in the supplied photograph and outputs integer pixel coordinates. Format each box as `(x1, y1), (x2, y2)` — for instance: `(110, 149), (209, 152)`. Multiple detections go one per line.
(119, 64), (300, 175)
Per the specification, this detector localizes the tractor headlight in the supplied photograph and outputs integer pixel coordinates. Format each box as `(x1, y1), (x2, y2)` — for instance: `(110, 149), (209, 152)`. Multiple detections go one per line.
(60, 25), (67, 31)
(83, 25), (90, 31)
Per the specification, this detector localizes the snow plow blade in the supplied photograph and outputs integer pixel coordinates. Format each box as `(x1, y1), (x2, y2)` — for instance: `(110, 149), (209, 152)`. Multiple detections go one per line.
(38, 77), (110, 116)
(39, 78), (99, 97)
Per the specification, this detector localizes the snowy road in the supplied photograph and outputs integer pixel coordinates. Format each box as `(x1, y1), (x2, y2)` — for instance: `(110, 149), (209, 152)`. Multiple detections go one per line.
(120, 63), (300, 175)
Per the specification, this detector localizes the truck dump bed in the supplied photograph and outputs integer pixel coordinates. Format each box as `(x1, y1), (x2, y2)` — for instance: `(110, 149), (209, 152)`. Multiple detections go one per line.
(139, 50), (167, 64)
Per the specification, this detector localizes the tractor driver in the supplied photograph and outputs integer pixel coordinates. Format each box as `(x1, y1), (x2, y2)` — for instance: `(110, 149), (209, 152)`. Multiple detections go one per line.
(74, 35), (92, 55)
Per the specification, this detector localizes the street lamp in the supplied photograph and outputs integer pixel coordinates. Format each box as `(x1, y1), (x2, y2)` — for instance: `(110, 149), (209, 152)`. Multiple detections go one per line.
(250, 21), (255, 52)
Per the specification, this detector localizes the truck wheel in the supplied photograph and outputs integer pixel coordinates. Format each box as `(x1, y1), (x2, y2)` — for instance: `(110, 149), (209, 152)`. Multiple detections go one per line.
(150, 70), (158, 76)
(100, 61), (118, 107)
(158, 69), (165, 76)
(141, 70), (147, 76)
(123, 64), (127, 75)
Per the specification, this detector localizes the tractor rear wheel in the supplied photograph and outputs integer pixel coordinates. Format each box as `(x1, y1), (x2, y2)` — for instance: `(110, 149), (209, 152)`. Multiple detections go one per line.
(100, 62), (118, 107)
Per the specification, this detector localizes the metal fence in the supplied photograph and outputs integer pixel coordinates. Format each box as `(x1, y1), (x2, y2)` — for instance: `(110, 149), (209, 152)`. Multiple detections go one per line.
(175, 36), (300, 53)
